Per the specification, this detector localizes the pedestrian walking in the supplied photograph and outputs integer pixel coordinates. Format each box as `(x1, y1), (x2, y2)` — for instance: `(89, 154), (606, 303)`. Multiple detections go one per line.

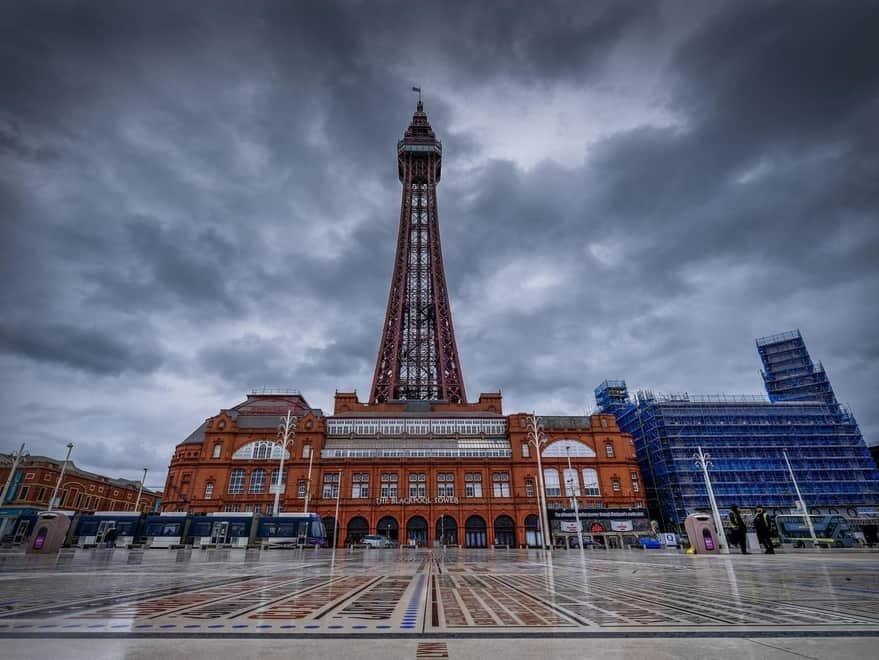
(104, 527), (118, 548)
(753, 506), (775, 554)
(728, 505), (749, 554)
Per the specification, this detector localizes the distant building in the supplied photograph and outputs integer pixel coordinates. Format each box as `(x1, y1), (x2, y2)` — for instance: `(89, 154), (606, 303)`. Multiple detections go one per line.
(0, 452), (159, 539)
(596, 330), (879, 530)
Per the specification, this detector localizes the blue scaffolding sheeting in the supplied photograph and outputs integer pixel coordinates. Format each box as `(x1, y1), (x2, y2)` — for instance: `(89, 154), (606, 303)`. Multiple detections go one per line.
(595, 332), (879, 530)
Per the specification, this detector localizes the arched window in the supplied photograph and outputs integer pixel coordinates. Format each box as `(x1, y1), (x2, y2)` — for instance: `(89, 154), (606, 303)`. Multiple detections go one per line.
(204, 482), (214, 499)
(249, 468), (266, 493)
(543, 468), (561, 497)
(232, 441), (289, 460)
(582, 469), (600, 496)
(542, 440), (596, 458)
(228, 468), (245, 494)
(563, 468), (580, 496)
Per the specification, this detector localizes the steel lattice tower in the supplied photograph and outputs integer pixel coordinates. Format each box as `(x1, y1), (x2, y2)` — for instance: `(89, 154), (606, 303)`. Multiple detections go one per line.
(369, 100), (467, 404)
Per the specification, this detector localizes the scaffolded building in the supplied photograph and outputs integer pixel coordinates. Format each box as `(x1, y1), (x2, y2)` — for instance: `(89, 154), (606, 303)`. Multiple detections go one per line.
(595, 331), (879, 530)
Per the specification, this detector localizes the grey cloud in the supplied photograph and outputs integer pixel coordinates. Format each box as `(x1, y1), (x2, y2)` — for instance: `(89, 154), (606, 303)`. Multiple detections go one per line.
(1, 0), (877, 487)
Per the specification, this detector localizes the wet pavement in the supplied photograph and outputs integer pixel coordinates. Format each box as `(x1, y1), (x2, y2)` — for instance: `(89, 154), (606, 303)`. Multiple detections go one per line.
(0, 547), (877, 657)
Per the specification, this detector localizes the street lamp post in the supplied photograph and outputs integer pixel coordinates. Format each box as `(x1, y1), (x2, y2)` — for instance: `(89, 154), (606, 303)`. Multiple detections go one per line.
(303, 440), (315, 514)
(332, 469), (342, 549)
(527, 413), (552, 549)
(274, 411), (297, 516)
(566, 445), (584, 557)
(782, 449), (817, 546)
(133, 467), (149, 512)
(694, 446), (729, 554)
(0, 442), (27, 505)
(48, 443), (74, 512)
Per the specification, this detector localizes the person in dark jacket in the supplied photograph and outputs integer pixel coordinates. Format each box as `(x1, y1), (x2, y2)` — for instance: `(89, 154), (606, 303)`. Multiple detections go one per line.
(753, 506), (775, 554)
(728, 505), (749, 554)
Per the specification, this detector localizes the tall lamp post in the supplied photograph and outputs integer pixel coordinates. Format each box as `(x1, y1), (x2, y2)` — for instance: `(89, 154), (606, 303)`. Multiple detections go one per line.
(565, 444), (584, 557)
(273, 410), (297, 516)
(303, 438), (315, 514)
(694, 446), (729, 554)
(48, 443), (74, 512)
(0, 442), (28, 505)
(332, 469), (342, 549)
(526, 413), (552, 549)
(133, 467), (149, 512)
(782, 449), (817, 545)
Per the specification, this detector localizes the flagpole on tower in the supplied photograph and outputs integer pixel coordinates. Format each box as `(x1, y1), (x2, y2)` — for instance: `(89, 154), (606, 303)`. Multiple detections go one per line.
(412, 86), (422, 103)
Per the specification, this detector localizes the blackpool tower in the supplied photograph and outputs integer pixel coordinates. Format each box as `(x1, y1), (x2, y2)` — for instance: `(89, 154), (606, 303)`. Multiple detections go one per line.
(369, 99), (467, 404)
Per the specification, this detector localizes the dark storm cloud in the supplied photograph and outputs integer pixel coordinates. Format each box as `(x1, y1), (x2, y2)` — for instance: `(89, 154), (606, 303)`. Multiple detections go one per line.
(1, 0), (877, 484)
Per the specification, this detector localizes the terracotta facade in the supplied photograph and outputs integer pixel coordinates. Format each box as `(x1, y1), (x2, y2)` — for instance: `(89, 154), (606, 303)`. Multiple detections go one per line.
(0, 455), (159, 513)
(162, 391), (646, 547)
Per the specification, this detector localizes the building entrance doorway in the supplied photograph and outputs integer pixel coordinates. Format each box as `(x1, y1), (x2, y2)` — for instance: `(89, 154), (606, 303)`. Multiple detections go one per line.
(346, 516), (369, 545)
(377, 516), (399, 542)
(465, 515), (487, 548)
(435, 515), (457, 545)
(494, 515), (515, 547)
(525, 514), (541, 547)
(406, 516), (428, 546)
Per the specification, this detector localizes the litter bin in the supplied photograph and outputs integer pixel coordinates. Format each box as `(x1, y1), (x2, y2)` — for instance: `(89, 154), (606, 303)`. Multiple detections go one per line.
(25, 512), (71, 555)
(684, 513), (720, 554)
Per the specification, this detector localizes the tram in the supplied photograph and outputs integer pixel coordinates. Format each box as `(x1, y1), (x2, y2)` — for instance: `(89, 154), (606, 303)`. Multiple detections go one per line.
(143, 512), (191, 548)
(189, 512), (258, 548)
(256, 512), (327, 547)
(75, 511), (144, 548)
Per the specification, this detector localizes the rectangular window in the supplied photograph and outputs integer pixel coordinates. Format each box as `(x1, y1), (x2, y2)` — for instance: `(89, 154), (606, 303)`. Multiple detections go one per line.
(436, 472), (455, 497)
(563, 468), (580, 496)
(352, 472), (369, 498)
(543, 469), (561, 497)
(37, 487), (47, 502)
(297, 479), (307, 498)
(224, 504), (241, 512)
(408, 473), (426, 498)
(525, 479), (535, 498)
(605, 443), (615, 458)
(611, 478), (621, 492)
(521, 443), (530, 458)
(18, 486), (30, 501)
(302, 444), (311, 459)
(227, 469), (245, 494)
(631, 471), (640, 493)
(464, 473), (483, 498)
(212, 444), (222, 458)
(582, 469), (601, 497)
(322, 473), (340, 499)
(492, 473), (510, 497)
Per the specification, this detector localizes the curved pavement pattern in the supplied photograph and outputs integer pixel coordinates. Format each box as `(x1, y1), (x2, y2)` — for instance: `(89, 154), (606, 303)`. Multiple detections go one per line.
(0, 548), (877, 640)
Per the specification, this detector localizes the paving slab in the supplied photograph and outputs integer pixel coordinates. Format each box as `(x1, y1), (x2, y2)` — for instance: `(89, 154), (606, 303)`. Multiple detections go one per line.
(0, 547), (876, 651)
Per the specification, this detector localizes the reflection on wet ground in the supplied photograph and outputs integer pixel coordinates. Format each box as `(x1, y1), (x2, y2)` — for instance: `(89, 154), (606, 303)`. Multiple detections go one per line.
(1, 547), (877, 637)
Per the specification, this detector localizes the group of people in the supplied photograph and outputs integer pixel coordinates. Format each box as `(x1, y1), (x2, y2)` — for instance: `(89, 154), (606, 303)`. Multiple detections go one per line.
(728, 505), (775, 554)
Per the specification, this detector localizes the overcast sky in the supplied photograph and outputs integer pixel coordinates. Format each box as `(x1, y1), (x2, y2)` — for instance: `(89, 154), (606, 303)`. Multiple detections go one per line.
(1, 1), (877, 488)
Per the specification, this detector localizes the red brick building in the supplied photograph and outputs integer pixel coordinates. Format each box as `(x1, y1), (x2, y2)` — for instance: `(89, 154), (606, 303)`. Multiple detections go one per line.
(0, 453), (159, 513)
(161, 100), (647, 547)
(162, 390), (646, 547)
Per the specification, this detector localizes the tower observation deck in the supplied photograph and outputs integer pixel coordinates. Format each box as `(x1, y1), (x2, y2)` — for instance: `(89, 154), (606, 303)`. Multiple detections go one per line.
(370, 100), (466, 404)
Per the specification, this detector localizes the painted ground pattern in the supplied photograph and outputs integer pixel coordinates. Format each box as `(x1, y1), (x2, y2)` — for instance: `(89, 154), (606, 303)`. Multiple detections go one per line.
(0, 549), (877, 637)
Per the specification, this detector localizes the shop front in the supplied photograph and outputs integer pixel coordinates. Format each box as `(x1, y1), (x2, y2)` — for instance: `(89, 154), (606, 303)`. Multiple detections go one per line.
(549, 507), (650, 549)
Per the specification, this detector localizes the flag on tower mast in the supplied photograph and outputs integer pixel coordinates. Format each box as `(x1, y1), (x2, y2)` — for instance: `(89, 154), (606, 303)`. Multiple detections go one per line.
(412, 86), (422, 102)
